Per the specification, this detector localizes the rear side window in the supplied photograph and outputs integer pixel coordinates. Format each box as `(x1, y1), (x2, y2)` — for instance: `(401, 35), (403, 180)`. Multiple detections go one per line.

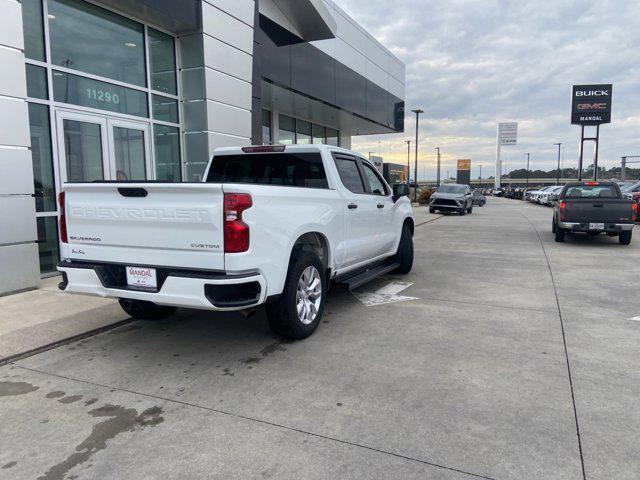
(564, 185), (619, 198)
(334, 157), (365, 193)
(207, 153), (328, 188)
(361, 163), (387, 195)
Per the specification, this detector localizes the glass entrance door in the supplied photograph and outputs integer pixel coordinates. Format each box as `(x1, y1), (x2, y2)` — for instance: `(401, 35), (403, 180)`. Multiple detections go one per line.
(56, 110), (153, 183)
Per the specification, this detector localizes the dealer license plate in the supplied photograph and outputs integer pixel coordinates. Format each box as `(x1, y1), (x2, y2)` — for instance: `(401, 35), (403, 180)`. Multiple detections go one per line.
(126, 266), (157, 288)
(589, 223), (605, 230)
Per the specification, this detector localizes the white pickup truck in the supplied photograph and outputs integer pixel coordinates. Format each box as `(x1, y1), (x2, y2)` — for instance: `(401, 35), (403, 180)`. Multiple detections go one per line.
(57, 145), (414, 339)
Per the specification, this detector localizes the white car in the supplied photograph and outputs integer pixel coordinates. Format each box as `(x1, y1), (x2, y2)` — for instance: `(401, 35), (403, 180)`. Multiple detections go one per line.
(57, 145), (414, 339)
(539, 186), (564, 206)
(529, 186), (555, 203)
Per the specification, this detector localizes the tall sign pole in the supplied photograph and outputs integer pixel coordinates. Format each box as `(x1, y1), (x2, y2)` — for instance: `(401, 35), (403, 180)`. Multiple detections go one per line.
(411, 109), (424, 202)
(435, 147), (441, 185)
(571, 84), (612, 181)
(495, 122), (518, 188)
(554, 143), (562, 185)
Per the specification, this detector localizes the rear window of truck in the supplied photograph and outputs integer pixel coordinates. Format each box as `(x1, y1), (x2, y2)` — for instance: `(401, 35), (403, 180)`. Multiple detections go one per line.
(206, 153), (329, 189)
(564, 185), (619, 198)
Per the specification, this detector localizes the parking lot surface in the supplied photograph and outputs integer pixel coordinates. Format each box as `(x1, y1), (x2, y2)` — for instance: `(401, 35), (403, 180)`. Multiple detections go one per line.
(1, 198), (638, 480)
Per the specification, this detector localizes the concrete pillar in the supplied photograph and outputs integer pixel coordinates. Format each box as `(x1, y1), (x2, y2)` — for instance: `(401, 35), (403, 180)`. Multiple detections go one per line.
(0, 0), (40, 295)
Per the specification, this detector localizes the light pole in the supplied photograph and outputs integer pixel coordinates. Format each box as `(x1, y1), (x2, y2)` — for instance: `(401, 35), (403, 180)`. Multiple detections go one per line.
(368, 151), (375, 161)
(405, 140), (411, 183)
(554, 143), (562, 185)
(435, 147), (441, 186)
(479, 164), (483, 183)
(525, 153), (530, 189)
(411, 109), (424, 202)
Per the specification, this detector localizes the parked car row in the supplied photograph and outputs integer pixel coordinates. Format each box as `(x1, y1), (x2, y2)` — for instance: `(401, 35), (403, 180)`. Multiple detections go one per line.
(526, 185), (564, 206)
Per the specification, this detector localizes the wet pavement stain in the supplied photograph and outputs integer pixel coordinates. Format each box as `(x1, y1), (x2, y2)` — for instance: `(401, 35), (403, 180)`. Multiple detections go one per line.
(37, 404), (164, 480)
(2, 461), (17, 469)
(45, 391), (65, 399)
(260, 341), (289, 358)
(58, 395), (83, 404)
(84, 398), (98, 406)
(221, 368), (235, 377)
(0, 381), (39, 397)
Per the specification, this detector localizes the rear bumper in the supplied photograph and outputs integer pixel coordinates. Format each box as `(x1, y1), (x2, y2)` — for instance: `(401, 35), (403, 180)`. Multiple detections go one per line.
(558, 222), (635, 232)
(57, 260), (267, 311)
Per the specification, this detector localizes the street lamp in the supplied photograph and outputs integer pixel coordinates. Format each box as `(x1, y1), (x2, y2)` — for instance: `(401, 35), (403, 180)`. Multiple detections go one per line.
(479, 164), (483, 182)
(525, 153), (530, 189)
(405, 140), (411, 183)
(554, 143), (562, 185)
(368, 151), (375, 161)
(411, 109), (424, 202)
(435, 147), (441, 186)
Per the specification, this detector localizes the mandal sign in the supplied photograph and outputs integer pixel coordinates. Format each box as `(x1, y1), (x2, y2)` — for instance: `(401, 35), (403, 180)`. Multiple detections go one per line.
(571, 84), (612, 125)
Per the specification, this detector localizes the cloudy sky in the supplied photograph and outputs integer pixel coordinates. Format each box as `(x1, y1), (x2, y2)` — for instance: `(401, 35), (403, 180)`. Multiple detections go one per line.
(336, 0), (640, 180)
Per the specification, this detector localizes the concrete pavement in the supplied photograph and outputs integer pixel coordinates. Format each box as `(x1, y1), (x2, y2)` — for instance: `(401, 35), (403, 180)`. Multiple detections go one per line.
(1, 198), (638, 479)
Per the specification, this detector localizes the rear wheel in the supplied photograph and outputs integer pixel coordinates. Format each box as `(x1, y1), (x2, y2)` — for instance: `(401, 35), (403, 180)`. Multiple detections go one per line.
(393, 224), (414, 274)
(554, 224), (565, 243)
(266, 251), (325, 340)
(620, 230), (633, 245)
(118, 299), (177, 320)
(552, 217), (557, 233)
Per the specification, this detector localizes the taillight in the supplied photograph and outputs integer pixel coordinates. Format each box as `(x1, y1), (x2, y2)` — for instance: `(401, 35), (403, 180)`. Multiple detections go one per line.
(632, 202), (637, 223)
(559, 201), (566, 222)
(241, 145), (285, 153)
(58, 192), (68, 243)
(224, 193), (252, 253)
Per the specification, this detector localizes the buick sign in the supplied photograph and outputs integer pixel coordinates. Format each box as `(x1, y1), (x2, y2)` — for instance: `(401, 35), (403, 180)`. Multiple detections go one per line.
(571, 84), (612, 125)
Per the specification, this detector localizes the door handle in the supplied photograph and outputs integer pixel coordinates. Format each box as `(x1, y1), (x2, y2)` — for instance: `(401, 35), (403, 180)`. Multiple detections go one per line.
(377, 203), (385, 209)
(348, 203), (358, 209)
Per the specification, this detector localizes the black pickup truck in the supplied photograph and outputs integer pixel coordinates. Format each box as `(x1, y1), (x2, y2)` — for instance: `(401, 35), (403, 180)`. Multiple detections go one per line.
(552, 181), (637, 244)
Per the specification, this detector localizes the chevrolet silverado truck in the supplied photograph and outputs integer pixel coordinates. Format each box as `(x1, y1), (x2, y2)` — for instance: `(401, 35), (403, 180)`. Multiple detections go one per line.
(552, 181), (636, 244)
(57, 145), (414, 339)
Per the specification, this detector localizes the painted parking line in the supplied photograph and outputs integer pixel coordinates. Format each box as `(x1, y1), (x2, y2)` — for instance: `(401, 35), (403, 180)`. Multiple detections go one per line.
(352, 281), (418, 307)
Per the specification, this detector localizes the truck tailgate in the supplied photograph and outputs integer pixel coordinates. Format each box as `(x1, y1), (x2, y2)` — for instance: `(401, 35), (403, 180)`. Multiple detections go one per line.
(564, 199), (634, 223)
(64, 183), (224, 270)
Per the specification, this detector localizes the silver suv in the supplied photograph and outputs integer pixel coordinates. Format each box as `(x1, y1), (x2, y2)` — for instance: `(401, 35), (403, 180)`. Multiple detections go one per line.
(430, 184), (474, 215)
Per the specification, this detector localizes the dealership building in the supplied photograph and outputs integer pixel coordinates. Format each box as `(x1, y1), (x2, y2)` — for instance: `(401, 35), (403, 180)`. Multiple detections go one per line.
(0, 0), (405, 294)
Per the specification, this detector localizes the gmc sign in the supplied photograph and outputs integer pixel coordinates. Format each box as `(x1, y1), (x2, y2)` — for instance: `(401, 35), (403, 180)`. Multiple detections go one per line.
(571, 84), (612, 125)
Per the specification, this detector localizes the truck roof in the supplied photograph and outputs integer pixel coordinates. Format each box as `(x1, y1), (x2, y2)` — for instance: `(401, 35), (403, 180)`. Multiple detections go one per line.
(212, 144), (360, 157)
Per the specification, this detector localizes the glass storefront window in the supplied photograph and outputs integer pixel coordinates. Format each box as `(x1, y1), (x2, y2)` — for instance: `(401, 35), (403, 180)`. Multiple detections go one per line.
(62, 119), (104, 182)
(278, 115), (295, 145)
(326, 127), (339, 146)
(152, 95), (178, 123)
(26, 64), (48, 99)
(154, 125), (181, 181)
(262, 109), (272, 144)
(312, 124), (325, 144)
(48, 0), (146, 86)
(27, 103), (56, 212)
(53, 71), (148, 117)
(186, 162), (207, 182)
(113, 127), (146, 180)
(37, 216), (60, 274)
(149, 28), (176, 95)
(296, 120), (312, 144)
(21, 0), (45, 61)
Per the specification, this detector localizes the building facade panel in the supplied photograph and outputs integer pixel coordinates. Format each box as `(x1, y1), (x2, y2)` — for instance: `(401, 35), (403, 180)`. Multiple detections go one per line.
(201, 2), (253, 55)
(0, 148), (34, 195)
(203, 0), (255, 27)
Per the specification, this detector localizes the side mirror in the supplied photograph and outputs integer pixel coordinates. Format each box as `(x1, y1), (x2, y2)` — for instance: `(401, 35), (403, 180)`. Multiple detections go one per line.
(392, 183), (409, 202)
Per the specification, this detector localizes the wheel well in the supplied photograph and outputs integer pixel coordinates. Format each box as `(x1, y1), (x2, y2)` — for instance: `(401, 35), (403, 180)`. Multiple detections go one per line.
(403, 218), (414, 236)
(292, 232), (330, 269)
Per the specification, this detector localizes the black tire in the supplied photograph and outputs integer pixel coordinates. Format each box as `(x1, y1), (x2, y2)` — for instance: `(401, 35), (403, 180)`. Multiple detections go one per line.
(620, 230), (633, 245)
(118, 299), (177, 320)
(266, 251), (326, 340)
(552, 217), (557, 234)
(467, 204), (473, 214)
(459, 207), (466, 216)
(429, 207), (436, 214)
(554, 225), (565, 243)
(393, 224), (414, 274)
(480, 201), (485, 207)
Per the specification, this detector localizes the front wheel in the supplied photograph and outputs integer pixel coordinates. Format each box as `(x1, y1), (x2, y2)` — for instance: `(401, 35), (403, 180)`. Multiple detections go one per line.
(118, 299), (177, 320)
(620, 230), (633, 245)
(459, 207), (466, 216)
(266, 251), (326, 340)
(429, 207), (436, 214)
(393, 224), (414, 274)
(467, 204), (473, 214)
